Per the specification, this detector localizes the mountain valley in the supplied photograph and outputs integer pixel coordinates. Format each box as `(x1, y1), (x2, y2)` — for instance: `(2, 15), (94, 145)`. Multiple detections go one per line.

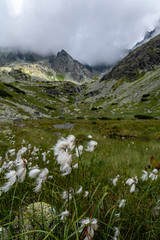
(0, 34), (160, 122)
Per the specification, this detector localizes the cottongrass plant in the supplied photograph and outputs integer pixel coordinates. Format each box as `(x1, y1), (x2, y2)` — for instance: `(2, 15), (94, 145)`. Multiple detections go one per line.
(1, 132), (160, 239)
(0, 134), (100, 239)
(79, 218), (98, 240)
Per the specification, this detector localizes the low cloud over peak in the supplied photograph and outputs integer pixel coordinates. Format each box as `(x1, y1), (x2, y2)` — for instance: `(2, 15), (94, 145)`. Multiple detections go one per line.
(0, 0), (160, 65)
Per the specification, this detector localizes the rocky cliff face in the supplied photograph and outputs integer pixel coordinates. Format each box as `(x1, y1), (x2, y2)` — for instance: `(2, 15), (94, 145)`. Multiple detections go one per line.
(101, 34), (160, 82)
(48, 50), (92, 81)
(0, 48), (92, 82)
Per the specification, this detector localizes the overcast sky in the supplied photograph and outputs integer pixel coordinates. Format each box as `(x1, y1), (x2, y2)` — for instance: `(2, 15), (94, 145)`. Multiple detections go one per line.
(0, 0), (160, 65)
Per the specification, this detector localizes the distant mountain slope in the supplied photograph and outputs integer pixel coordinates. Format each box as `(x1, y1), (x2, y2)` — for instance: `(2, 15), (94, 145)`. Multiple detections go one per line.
(81, 34), (160, 118)
(0, 48), (92, 82)
(101, 34), (160, 82)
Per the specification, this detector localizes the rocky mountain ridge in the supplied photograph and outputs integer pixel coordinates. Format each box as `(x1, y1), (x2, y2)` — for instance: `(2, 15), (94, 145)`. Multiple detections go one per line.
(0, 48), (92, 82)
(101, 34), (160, 82)
(133, 22), (160, 50)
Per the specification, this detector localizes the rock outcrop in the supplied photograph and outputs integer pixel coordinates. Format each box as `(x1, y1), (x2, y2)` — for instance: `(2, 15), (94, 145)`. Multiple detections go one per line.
(101, 34), (160, 82)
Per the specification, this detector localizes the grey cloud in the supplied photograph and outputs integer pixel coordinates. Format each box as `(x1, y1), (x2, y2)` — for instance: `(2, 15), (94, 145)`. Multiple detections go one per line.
(0, 0), (160, 65)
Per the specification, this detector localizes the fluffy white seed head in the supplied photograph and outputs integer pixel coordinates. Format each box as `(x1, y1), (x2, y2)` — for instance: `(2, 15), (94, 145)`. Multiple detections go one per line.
(126, 178), (134, 186)
(141, 170), (148, 181)
(130, 183), (136, 193)
(59, 210), (70, 220)
(57, 151), (72, 166)
(60, 163), (72, 176)
(119, 199), (126, 208)
(1, 170), (17, 192)
(39, 168), (48, 181)
(42, 152), (47, 162)
(152, 169), (158, 174)
(17, 167), (27, 182)
(61, 189), (73, 201)
(28, 168), (41, 178)
(112, 175), (120, 186)
(79, 218), (98, 239)
(73, 163), (78, 169)
(34, 178), (43, 193)
(85, 140), (97, 152)
(84, 191), (89, 197)
(75, 145), (83, 157)
(16, 158), (27, 182)
(113, 227), (120, 240)
(53, 138), (70, 156)
(66, 135), (76, 150)
(33, 168), (48, 192)
(88, 135), (92, 139)
(76, 186), (83, 194)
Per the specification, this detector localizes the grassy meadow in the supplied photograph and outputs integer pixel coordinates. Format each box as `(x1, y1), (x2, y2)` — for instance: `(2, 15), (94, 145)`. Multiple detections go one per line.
(0, 118), (160, 239)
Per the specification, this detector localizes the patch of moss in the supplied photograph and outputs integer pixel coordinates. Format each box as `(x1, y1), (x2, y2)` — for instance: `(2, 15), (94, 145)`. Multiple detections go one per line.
(57, 74), (64, 81)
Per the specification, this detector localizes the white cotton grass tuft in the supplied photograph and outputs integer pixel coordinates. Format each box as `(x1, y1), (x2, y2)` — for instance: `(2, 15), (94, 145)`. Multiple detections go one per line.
(53, 135), (76, 176)
(53, 138), (69, 156)
(126, 176), (138, 193)
(126, 178), (134, 186)
(28, 168), (41, 178)
(33, 168), (49, 193)
(58, 210), (70, 220)
(31, 146), (39, 156)
(85, 140), (97, 152)
(0, 170), (17, 192)
(141, 170), (148, 181)
(115, 213), (120, 218)
(54, 135), (75, 157)
(57, 151), (72, 167)
(73, 163), (78, 169)
(42, 152), (47, 162)
(118, 199), (126, 208)
(56, 210), (70, 221)
(60, 163), (72, 176)
(130, 184), (136, 193)
(66, 135), (76, 150)
(16, 147), (27, 162)
(88, 135), (92, 139)
(113, 227), (120, 240)
(149, 169), (158, 180)
(7, 149), (16, 157)
(112, 175), (120, 186)
(75, 145), (83, 157)
(84, 191), (89, 197)
(34, 178), (43, 193)
(17, 158), (27, 182)
(79, 218), (98, 240)
(76, 186), (83, 194)
(61, 188), (73, 201)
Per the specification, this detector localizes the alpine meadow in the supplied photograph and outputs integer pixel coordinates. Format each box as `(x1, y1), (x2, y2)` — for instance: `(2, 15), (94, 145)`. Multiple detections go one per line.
(1, 0), (160, 239)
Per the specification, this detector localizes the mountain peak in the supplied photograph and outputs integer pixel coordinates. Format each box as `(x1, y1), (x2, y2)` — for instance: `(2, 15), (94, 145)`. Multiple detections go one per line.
(57, 49), (70, 57)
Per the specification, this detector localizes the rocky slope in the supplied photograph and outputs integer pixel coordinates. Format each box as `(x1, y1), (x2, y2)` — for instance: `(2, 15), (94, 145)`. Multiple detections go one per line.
(101, 34), (160, 82)
(83, 34), (160, 118)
